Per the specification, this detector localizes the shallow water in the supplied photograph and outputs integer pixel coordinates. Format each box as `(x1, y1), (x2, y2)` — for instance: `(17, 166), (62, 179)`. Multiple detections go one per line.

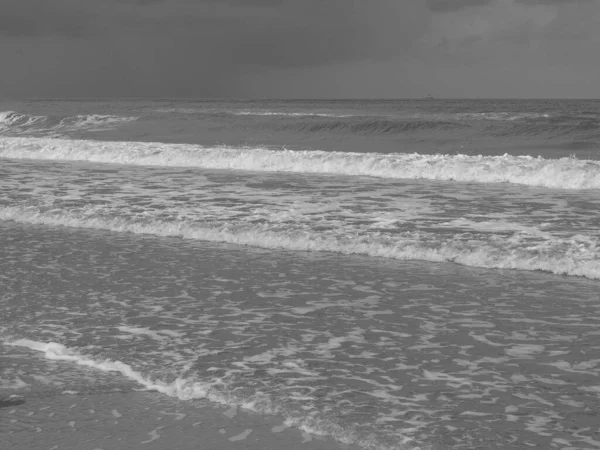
(1, 98), (600, 449)
(1, 158), (600, 280)
(2, 222), (600, 449)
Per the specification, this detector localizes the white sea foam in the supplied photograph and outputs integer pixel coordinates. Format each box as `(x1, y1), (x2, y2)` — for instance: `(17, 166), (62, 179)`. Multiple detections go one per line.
(1, 206), (599, 279)
(61, 114), (137, 130)
(454, 112), (552, 121)
(233, 110), (354, 118)
(0, 112), (137, 135)
(3, 338), (217, 399)
(3, 338), (408, 450)
(0, 376), (29, 390)
(153, 107), (352, 118)
(116, 326), (184, 341)
(437, 218), (552, 236)
(412, 112), (552, 121)
(0, 111), (46, 129)
(1, 136), (599, 190)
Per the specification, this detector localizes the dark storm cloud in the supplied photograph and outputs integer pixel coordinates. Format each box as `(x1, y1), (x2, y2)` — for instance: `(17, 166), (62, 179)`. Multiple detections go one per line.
(0, 0), (431, 97)
(3, 0), (595, 98)
(227, 1), (428, 67)
(0, 0), (427, 65)
(426, 0), (494, 12)
(515, 0), (595, 4)
(0, 0), (89, 37)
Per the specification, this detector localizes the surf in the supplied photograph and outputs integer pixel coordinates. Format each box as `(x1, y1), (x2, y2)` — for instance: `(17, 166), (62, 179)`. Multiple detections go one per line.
(2, 205), (599, 280)
(0, 111), (138, 136)
(1, 136), (600, 190)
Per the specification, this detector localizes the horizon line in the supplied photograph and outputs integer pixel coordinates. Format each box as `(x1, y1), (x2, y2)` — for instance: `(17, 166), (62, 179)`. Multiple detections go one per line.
(3, 96), (599, 102)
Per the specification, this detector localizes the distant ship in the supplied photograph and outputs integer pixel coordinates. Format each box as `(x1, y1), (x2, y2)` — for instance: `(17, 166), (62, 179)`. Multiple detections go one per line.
(425, 94), (434, 100)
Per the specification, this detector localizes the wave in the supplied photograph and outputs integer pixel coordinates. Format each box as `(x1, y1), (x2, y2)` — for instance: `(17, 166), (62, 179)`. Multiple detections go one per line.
(1, 136), (600, 190)
(234, 110), (354, 118)
(154, 107), (353, 118)
(0, 111), (137, 136)
(158, 107), (598, 137)
(489, 116), (600, 138)
(457, 112), (552, 121)
(413, 112), (553, 121)
(156, 108), (565, 123)
(2, 206), (599, 280)
(4, 338), (404, 449)
(437, 218), (551, 236)
(276, 113), (598, 138)
(0, 111), (42, 128)
(409, 112), (599, 138)
(281, 119), (468, 134)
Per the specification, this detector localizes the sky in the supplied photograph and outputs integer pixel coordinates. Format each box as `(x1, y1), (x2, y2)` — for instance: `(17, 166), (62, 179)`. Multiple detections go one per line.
(0, 0), (598, 98)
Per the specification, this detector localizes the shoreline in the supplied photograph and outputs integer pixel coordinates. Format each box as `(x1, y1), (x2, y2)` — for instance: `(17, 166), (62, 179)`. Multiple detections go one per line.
(1, 390), (363, 450)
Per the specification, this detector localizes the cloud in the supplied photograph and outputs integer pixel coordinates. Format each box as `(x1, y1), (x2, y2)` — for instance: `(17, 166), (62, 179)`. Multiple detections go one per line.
(0, 0), (598, 98)
(426, 0), (557, 41)
(407, 0), (600, 98)
(515, 0), (595, 4)
(0, 0), (89, 38)
(427, 0), (494, 12)
(225, 0), (429, 67)
(0, 0), (431, 97)
(0, 0), (428, 64)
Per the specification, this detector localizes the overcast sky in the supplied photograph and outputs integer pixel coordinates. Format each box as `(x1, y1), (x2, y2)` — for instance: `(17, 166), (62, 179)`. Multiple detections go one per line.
(1, 0), (598, 98)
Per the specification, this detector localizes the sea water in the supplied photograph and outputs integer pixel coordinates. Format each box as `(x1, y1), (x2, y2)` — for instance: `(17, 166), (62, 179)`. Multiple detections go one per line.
(1, 99), (600, 449)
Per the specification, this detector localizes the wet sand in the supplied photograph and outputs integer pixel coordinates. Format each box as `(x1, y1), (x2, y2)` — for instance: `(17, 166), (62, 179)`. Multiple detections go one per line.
(1, 390), (360, 450)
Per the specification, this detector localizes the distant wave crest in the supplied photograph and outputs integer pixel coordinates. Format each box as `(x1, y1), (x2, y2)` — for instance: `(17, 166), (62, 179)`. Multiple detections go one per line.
(489, 115), (600, 138)
(1, 136), (600, 190)
(150, 107), (599, 139)
(154, 107), (353, 118)
(414, 112), (552, 121)
(283, 119), (468, 134)
(278, 113), (599, 138)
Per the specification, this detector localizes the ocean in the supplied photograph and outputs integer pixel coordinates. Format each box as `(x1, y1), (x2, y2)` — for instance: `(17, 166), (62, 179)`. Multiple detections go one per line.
(1, 99), (599, 449)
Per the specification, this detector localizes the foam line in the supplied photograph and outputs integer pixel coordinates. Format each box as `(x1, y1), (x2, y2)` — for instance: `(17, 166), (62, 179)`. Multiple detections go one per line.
(2, 206), (599, 279)
(1, 136), (599, 189)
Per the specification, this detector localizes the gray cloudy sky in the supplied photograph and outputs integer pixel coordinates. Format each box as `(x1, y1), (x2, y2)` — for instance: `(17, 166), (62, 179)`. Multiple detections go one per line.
(0, 0), (598, 98)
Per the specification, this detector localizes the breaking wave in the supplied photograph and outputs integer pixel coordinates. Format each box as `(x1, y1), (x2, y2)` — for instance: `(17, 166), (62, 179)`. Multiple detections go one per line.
(0, 111), (137, 136)
(234, 110), (354, 118)
(1, 136), (600, 190)
(456, 112), (552, 121)
(413, 112), (553, 121)
(153, 107), (353, 118)
(2, 206), (599, 279)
